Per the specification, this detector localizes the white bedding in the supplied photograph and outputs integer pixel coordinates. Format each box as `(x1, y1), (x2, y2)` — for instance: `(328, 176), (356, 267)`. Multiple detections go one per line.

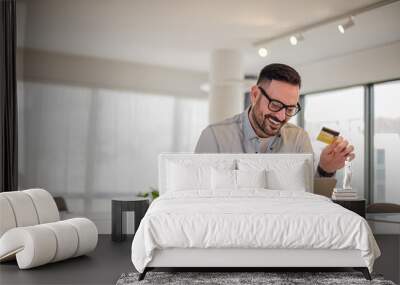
(131, 190), (380, 273)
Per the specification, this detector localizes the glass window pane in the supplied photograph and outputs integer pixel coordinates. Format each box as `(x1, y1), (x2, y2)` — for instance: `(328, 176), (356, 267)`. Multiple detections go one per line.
(304, 87), (365, 198)
(17, 81), (209, 227)
(373, 80), (400, 204)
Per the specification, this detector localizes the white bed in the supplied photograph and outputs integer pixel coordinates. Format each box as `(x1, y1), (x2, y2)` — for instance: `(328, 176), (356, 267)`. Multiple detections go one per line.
(131, 153), (380, 280)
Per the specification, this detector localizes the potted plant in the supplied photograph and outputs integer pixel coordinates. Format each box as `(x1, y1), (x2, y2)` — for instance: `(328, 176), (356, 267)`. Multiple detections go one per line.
(137, 186), (159, 202)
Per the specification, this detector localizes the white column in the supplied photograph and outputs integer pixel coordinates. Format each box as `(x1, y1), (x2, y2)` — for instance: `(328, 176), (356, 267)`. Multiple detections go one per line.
(209, 49), (244, 124)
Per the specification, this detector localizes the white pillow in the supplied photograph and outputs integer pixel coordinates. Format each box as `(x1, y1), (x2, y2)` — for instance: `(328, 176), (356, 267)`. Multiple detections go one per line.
(211, 169), (267, 190)
(167, 162), (211, 191)
(266, 163), (307, 191)
(236, 169), (267, 189)
(211, 168), (236, 190)
(237, 158), (309, 191)
(166, 159), (235, 192)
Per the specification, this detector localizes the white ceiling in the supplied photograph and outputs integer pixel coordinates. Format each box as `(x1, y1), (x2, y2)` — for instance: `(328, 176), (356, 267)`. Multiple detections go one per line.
(18, 0), (400, 74)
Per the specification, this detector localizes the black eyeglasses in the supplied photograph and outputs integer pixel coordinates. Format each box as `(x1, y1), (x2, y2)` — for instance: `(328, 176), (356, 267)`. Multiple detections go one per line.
(258, 86), (301, 117)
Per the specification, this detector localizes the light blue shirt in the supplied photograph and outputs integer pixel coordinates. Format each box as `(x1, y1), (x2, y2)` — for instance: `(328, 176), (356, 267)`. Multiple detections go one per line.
(195, 107), (314, 154)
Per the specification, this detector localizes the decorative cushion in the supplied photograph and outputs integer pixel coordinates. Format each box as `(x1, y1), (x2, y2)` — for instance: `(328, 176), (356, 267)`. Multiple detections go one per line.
(238, 159), (309, 191)
(211, 169), (267, 190)
(167, 162), (211, 191)
(167, 159), (235, 192)
(236, 169), (267, 189)
(211, 168), (236, 190)
(266, 169), (306, 191)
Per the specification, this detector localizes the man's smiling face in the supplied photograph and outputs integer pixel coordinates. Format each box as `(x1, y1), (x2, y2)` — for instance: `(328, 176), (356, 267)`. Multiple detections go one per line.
(249, 79), (300, 137)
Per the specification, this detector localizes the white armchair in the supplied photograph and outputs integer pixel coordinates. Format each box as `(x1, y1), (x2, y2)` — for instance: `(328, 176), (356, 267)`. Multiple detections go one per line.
(0, 189), (98, 269)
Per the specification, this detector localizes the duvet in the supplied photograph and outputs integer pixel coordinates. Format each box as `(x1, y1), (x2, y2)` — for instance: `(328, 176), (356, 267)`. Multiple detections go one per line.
(131, 189), (380, 273)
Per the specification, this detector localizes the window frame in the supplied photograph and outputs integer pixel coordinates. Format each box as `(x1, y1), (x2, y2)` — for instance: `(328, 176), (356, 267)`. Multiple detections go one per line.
(301, 77), (400, 205)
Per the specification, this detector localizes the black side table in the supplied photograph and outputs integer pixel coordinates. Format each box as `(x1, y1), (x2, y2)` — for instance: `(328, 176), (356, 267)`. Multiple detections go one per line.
(112, 197), (149, 242)
(332, 199), (366, 218)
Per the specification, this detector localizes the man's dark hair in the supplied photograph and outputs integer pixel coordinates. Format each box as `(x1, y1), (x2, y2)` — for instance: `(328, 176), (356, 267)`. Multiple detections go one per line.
(256, 63), (301, 88)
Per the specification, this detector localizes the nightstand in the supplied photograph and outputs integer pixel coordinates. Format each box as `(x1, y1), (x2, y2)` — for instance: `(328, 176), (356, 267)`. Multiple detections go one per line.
(332, 199), (366, 218)
(111, 197), (150, 242)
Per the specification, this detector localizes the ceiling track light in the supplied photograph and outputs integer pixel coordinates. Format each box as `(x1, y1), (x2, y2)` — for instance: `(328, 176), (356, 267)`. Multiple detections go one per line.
(258, 47), (268, 57)
(252, 0), (396, 56)
(289, 33), (304, 46)
(338, 16), (355, 34)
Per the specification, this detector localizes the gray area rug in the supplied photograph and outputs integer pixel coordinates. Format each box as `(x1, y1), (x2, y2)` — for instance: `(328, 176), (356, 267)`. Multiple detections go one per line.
(116, 271), (396, 285)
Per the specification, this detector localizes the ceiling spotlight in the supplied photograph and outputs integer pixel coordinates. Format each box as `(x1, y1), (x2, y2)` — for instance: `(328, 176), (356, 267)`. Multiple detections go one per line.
(338, 16), (355, 34)
(258, 47), (268, 57)
(289, 34), (304, 46)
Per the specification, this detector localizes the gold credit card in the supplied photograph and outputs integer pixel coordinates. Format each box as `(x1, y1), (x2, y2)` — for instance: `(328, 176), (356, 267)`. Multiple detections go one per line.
(316, 127), (340, 144)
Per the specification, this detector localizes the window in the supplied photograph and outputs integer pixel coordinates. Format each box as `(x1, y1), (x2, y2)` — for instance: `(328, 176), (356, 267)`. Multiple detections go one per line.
(304, 87), (365, 197)
(373, 80), (400, 203)
(17, 81), (209, 230)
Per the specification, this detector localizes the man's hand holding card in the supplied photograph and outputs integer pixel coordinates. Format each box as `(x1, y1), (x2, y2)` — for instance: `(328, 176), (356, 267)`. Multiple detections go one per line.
(317, 127), (355, 174)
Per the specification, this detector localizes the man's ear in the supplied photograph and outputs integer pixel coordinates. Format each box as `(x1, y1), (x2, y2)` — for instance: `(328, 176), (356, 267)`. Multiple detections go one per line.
(250, 85), (259, 105)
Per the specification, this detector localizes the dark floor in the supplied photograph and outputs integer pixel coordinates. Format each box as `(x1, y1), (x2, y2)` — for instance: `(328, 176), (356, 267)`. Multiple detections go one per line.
(0, 235), (134, 285)
(1, 234), (397, 285)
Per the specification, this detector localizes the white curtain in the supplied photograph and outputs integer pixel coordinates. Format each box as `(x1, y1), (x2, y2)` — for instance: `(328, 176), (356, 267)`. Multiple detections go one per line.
(18, 81), (209, 232)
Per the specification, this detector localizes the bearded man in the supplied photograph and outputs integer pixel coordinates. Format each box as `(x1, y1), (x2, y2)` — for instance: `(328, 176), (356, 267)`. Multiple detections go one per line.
(195, 63), (354, 177)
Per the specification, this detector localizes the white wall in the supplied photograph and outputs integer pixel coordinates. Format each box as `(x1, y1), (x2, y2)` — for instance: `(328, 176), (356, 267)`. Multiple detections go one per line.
(17, 48), (208, 98)
(299, 40), (400, 94)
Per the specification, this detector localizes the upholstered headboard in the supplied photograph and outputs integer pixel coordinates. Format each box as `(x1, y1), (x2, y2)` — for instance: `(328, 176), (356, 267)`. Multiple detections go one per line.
(158, 153), (314, 195)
